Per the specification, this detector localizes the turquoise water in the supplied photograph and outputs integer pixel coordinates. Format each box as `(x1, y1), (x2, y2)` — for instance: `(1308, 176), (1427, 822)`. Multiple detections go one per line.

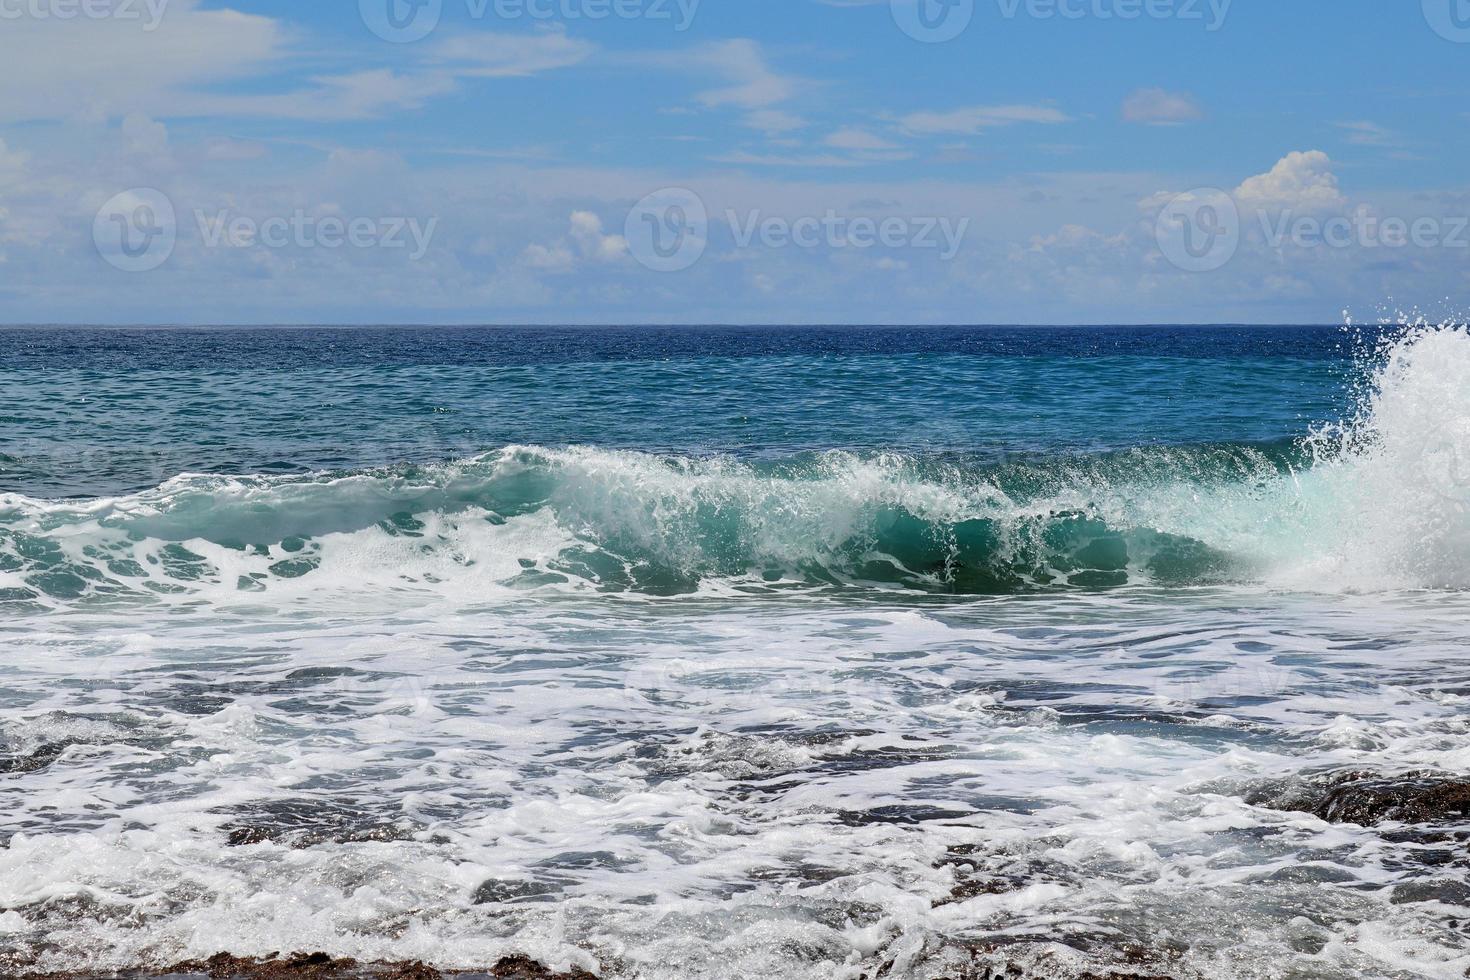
(0, 325), (1467, 978)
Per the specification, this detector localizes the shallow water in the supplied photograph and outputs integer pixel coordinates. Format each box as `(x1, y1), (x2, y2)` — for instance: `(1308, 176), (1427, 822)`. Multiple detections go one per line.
(0, 325), (1467, 978)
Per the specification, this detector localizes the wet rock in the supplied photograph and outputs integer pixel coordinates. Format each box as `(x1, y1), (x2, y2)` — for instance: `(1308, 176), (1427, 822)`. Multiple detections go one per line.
(175, 951), (374, 978)
(1390, 878), (1470, 906)
(487, 955), (597, 979)
(470, 879), (562, 905)
(0, 740), (82, 775)
(931, 845), (1068, 909)
(218, 799), (421, 849)
(1247, 769), (1470, 826)
(9, 953), (596, 979)
(835, 804), (974, 827)
(878, 939), (1184, 980)
(1317, 774), (1470, 825)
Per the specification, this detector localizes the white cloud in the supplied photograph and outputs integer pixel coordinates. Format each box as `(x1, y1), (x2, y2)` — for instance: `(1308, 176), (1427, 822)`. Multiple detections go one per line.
(1235, 150), (1345, 212)
(523, 242), (576, 271)
(744, 110), (807, 135)
(0, 139), (30, 187)
(0, 1), (285, 123)
(569, 210), (628, 262)
(825, 128), (899, 151)
(432, 28), (595, 78)
(900, 105), (1071, 136)
(121, 113), (170, 157)
(692, 40), (796, 110)
(707, 150), (870, 168)
(0, 6), (595, 124)
(1335, 121), (1400, 147)
(1121, 88), (1204, 126)
(524, 211), (627, 271)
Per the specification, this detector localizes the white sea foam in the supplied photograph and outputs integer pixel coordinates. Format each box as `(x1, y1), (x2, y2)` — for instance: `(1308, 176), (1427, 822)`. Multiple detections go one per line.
(2, 325), (1469, 977)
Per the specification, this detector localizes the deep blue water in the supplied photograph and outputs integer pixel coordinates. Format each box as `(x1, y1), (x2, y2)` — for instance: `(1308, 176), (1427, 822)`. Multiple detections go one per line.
(0, 325), (1362, 498)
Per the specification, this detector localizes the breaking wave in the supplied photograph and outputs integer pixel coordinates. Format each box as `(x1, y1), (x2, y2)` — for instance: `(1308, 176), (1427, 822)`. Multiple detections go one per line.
(2, 324), (1468, 606)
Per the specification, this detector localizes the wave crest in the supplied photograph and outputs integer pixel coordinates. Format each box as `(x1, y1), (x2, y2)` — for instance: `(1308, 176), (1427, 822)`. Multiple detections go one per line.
(3, 323), (1468, 605)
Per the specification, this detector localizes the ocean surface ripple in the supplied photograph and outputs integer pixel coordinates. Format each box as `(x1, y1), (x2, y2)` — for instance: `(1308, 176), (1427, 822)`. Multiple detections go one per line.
(0, 324), (1467, 979)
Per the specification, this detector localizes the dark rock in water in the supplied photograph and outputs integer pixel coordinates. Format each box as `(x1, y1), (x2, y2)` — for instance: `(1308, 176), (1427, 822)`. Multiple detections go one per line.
(487, 956), (598, 980)
(1246, 769), (1470, 826)
(471, 878), (562, 905)
(218, 799), (422, 849)
(10, 952), (597, 979)
(895, 940), (1183, 980)
(0, 740), (83, 775)
(1390, 878), (1470, 906)
(1317, 775), (1470, 825)
(930, 845), (1071, 910)
(23, 951), (441, 979)
(835, 804), (974, 827)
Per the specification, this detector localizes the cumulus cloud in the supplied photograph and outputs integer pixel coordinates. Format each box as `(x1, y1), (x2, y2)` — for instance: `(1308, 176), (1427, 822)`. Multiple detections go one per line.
(1234, 150), (1345, 212)
(524, 211), (627, 271)
(1121, 88), (1204, 126)
(569, 211), (628, 262)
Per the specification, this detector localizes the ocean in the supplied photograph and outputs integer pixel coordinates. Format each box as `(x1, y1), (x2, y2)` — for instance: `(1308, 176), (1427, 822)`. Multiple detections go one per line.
(0, 324), (1467, 979)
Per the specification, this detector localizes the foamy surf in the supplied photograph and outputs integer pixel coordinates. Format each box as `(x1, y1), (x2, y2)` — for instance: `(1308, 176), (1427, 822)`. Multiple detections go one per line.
(1, 324), (1468, 979)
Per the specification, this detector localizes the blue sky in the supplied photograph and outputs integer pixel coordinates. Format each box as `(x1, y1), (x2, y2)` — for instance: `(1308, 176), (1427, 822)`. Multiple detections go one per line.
(1, 0), (1468, 323)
